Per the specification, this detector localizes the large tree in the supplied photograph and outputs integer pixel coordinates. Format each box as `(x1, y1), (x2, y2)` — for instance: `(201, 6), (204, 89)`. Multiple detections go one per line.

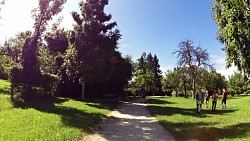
(213, 0), (250, 77)
(11, 0), (66, 98)
(152, 54), (163, 95)
(66, 0), (128, 99)
(174, 39), (212, 98)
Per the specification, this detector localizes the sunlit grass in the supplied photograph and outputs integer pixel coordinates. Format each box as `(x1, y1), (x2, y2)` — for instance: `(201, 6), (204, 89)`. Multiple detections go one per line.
(147, 95), (250, 141)
(0, 80), (111, 140)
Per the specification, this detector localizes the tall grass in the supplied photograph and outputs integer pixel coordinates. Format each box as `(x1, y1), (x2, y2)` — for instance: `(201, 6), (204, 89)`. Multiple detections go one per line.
(147, 95), (250, 141)
(0, 80), (111, 140)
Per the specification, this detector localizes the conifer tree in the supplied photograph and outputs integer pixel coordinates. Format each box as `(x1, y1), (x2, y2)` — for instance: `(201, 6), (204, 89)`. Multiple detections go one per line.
(67, 0), (124, 98)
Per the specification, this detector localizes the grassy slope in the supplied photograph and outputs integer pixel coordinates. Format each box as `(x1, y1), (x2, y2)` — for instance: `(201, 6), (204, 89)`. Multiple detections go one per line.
(147, 95), (250, 141)
(0, 79), (111, 140)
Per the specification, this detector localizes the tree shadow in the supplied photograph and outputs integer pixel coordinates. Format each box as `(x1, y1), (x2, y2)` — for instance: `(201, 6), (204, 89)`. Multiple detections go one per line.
(86, 102), (117, 111)
(147, 98), (176, 105)
(159, 121), (250, 140)
(147, 105), (237, 118)
(0, 89), (9, 95)
(230, 95), (250, 99)
(186, 122), (250, 141)
(0, 85), (10, 95)
(12, 98), (108, 133)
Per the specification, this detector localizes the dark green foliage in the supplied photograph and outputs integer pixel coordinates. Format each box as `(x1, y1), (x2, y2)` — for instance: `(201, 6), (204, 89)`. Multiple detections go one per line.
(10, 0), (66, 99)
(137, 52), (147, 72)
(227, 71), (247, 94)
(213, 0), (250, 77)
(64, 0), (131, 98)
(44, 29), (68, 55)
(134, 52), (163, 95)
(162, 67), (226, 98)
(203, 69), (227, 92)
(153, 55), (163, 95)
(0, 32), (26, 79)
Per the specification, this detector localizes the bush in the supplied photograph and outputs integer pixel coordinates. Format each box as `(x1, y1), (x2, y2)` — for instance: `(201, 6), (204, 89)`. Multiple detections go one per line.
(0, 71), (8, 80)
(39, 73), (58, 96)
(10, 67), (59, 100)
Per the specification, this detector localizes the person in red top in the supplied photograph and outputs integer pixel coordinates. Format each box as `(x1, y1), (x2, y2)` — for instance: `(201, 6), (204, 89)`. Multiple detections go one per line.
(221, 88), (228, 109)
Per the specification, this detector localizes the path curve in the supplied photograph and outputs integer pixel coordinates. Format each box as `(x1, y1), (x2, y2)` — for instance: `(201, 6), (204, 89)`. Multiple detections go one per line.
(81, 99), (175, 141)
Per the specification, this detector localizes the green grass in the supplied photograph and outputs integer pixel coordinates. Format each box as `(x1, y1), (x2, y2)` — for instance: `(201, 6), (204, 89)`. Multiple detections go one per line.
(0, 79), (112, 140)
(147, 95), (250, 141)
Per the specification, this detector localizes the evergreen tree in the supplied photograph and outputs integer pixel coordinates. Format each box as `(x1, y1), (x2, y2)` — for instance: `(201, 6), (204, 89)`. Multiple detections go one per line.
(134, 52), (163, 95)
(147, 53), (154, 73)
(66, 0), (128, 98)
(153, 54), (163, 95)
(137, 52), (147, 73)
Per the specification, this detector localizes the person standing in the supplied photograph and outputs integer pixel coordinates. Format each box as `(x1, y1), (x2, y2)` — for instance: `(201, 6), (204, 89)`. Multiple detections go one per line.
(221, 88), (228, 109)
(212, 89), (218, 112)
(196, 88), (204, 114)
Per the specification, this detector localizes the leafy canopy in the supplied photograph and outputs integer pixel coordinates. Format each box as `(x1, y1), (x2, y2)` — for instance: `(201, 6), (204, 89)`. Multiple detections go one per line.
(213, 0), (250, 77)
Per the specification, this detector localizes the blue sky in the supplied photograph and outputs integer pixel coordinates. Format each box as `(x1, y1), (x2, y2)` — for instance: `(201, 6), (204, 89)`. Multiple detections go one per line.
(104, 0), (236, 77)
(0, 0), (236, 77)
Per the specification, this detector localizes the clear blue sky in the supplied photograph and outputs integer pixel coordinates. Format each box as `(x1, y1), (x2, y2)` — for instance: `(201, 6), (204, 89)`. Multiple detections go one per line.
(104, 0), (236, 76)
(0, 0), (236, 77)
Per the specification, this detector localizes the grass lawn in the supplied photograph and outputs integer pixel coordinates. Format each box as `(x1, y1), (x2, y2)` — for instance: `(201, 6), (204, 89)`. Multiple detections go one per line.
(0, 79), (112, 140)
(147, 95), (250, 141)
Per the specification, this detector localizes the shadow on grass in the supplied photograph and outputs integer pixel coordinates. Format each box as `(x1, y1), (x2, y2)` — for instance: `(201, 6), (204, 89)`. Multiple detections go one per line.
(77, 98), (119, 110)
(161, 122), (250, 140)
(12, 98), (108, 133)
(147, 105), (237, 118)
(0, 85), (10, 95)
(147, 98), (176, 105)
(86, 102), (117, 111)
(0, 89), (9, 95)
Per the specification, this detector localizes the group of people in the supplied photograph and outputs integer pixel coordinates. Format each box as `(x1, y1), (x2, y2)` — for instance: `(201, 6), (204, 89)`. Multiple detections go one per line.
(196, 88), (228, 114)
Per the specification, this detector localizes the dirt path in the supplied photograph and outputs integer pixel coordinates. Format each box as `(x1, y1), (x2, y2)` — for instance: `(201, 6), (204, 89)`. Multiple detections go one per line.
(81, 99), (175, 141)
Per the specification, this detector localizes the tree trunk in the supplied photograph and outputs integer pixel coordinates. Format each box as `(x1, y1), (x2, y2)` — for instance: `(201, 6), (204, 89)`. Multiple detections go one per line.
(183, 79), (187, 98)
(192, 77), (196, 99)
(11, 83), (14, 101)
(81, 81), (85, 99)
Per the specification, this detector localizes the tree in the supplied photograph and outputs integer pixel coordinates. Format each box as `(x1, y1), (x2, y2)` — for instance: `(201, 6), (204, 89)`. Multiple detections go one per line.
(0, 31), (29, 79)
(42, 27), (69, 74)
(228, 71), (246, 94)
(213, 0), (250, 78)
(11, 0), (66, 98)
(136, 52), (147, 72)
(174, 39), (212, 98)
(134, 52), (163, 95)
(134, 69), (155, 93)
(152, 54), (163, 95)
(202, 69), (227, 92)
(162, 68), (183, 97)
(67, 0), (125, 99)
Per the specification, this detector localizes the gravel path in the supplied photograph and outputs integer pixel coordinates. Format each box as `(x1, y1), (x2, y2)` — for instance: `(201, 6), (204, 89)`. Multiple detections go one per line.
(81, 99), (175, 141)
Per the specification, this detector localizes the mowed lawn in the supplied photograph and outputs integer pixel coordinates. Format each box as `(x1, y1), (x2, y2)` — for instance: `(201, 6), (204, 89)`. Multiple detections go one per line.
(147, 95), (250, 141)
(0, 79), (111, 140)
